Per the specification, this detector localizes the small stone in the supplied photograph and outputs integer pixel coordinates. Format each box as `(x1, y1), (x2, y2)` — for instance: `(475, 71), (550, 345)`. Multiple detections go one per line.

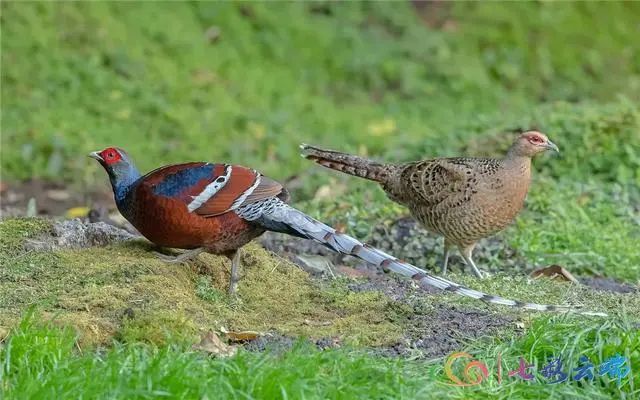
(293, 254), (335, 276)
(25, 219), (140, 251)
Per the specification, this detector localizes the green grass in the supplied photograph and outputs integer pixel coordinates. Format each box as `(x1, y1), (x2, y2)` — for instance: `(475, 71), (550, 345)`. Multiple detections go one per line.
(510, 179), (640, 280)
(1, 315), (637, 399)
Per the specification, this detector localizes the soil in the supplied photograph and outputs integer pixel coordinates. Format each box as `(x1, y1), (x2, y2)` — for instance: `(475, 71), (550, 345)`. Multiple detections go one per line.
(0, 179), (113, 217)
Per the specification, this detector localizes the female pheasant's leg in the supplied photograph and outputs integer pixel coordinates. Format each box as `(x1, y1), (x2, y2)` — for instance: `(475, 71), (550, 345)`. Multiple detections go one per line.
(154, 247), (205, 263)
(459, 244), (484, 279)
(441, 238), (452, 275)
(227, 250), (241, 295)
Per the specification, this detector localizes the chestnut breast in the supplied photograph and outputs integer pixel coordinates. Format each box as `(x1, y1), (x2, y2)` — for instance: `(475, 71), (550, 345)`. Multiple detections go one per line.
(120, 186), (264, 253)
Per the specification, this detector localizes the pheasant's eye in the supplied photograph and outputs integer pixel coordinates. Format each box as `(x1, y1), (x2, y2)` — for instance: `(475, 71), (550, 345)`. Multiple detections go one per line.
(100, 148), (122, 164)
(529, 136), (543, 144)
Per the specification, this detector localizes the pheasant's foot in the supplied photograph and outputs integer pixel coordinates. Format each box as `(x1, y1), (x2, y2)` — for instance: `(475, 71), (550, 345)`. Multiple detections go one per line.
(460, 254), (484, 279)
(153, 248), (205, 264)
(480, 269), (492, 278)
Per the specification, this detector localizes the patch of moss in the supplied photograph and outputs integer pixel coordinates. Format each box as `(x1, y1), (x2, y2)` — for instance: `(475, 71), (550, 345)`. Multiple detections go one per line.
(117, 310), (199, 345)
(0, 217), (52, 254)
(225, 246), (405, 346)
(0, 218), (60, 314)
(0, 218), (407, 348)
(329, 288), (409, 346)
(43, 311), (118, 347)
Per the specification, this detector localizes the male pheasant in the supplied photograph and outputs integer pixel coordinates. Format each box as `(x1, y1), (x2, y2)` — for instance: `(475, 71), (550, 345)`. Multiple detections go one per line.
(301, 131), (559, 279)
(89, 146), (603, 316)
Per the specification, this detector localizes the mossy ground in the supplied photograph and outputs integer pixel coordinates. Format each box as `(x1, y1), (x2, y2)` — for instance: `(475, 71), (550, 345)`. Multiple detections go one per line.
(0, 218), (407, 348)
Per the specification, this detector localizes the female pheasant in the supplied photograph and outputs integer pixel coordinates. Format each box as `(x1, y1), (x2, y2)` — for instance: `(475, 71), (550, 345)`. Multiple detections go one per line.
(89, 147), (603, 316)
(301, 131), (559, 279)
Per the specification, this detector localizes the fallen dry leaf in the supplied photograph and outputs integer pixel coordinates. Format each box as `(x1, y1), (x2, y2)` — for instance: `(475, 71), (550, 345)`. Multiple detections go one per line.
(225, 330), (261, 343)
(66, 207), (90, 219)
(530, 265), (579, 284)
(333, 222), (347, 234)
(192, 331), (237, 357)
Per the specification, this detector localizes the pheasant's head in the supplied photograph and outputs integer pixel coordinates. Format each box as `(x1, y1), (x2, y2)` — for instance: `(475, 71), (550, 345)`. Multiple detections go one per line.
(89, 147), (141, 200)
(508, 131), (559, 158)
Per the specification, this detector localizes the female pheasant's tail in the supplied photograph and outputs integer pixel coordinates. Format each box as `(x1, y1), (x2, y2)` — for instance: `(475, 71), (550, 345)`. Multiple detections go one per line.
(300, 144), (393, 184)
(237, 199), (607, 317)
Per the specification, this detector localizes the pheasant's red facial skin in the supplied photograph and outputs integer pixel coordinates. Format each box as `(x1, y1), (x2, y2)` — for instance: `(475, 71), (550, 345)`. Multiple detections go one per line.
(508, 131), (558, 157)
(525, 132), (546, 146)
(99, 147), (123, 165)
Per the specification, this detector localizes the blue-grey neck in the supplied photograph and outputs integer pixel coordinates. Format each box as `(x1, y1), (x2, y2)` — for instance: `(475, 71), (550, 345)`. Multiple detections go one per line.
(108, 163), (142, 205)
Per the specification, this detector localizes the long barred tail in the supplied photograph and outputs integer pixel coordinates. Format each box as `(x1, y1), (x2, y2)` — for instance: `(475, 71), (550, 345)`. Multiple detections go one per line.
(300, 144), (393, 184)
(238, 199), (607, 317)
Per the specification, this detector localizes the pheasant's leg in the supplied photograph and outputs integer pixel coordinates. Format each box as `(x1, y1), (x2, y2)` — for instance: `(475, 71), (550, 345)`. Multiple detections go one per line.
(441, 238), (452, 275)
(459, 244), (484, 279)
(227, 250), (241, 295)
(154, 248), (205, 264)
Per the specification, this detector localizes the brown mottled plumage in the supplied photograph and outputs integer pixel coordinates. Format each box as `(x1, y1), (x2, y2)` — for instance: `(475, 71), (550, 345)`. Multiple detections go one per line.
(301, 131), (559, 278)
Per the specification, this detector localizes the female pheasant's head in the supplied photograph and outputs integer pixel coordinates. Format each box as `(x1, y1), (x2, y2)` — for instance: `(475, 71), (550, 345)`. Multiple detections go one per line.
(89, 147), (141, 200)
(508, 131), (559, 158)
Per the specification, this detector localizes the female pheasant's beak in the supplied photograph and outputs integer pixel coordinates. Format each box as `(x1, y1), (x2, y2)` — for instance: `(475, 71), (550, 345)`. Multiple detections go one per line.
(545, 140), (560, 153)
(88, 151), (103, 162)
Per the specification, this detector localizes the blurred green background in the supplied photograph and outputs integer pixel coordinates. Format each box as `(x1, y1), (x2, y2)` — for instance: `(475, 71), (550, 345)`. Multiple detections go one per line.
(1, 2), (639, 278)
(2, 2), (639, 183)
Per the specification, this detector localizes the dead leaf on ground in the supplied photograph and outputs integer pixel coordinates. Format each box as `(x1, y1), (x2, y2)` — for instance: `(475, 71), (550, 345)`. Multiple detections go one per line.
(530, 265), (579, 284)
(192, 331), (237, 357)
(225, 330), (262, 343)
(333, 222), (347, 234)
(66, 206), (90, 219)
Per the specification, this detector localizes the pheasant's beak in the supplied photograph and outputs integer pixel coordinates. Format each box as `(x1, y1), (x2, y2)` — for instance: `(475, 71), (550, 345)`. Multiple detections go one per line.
(88, 151), (103, 162)
(545, 140), (559, 153)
